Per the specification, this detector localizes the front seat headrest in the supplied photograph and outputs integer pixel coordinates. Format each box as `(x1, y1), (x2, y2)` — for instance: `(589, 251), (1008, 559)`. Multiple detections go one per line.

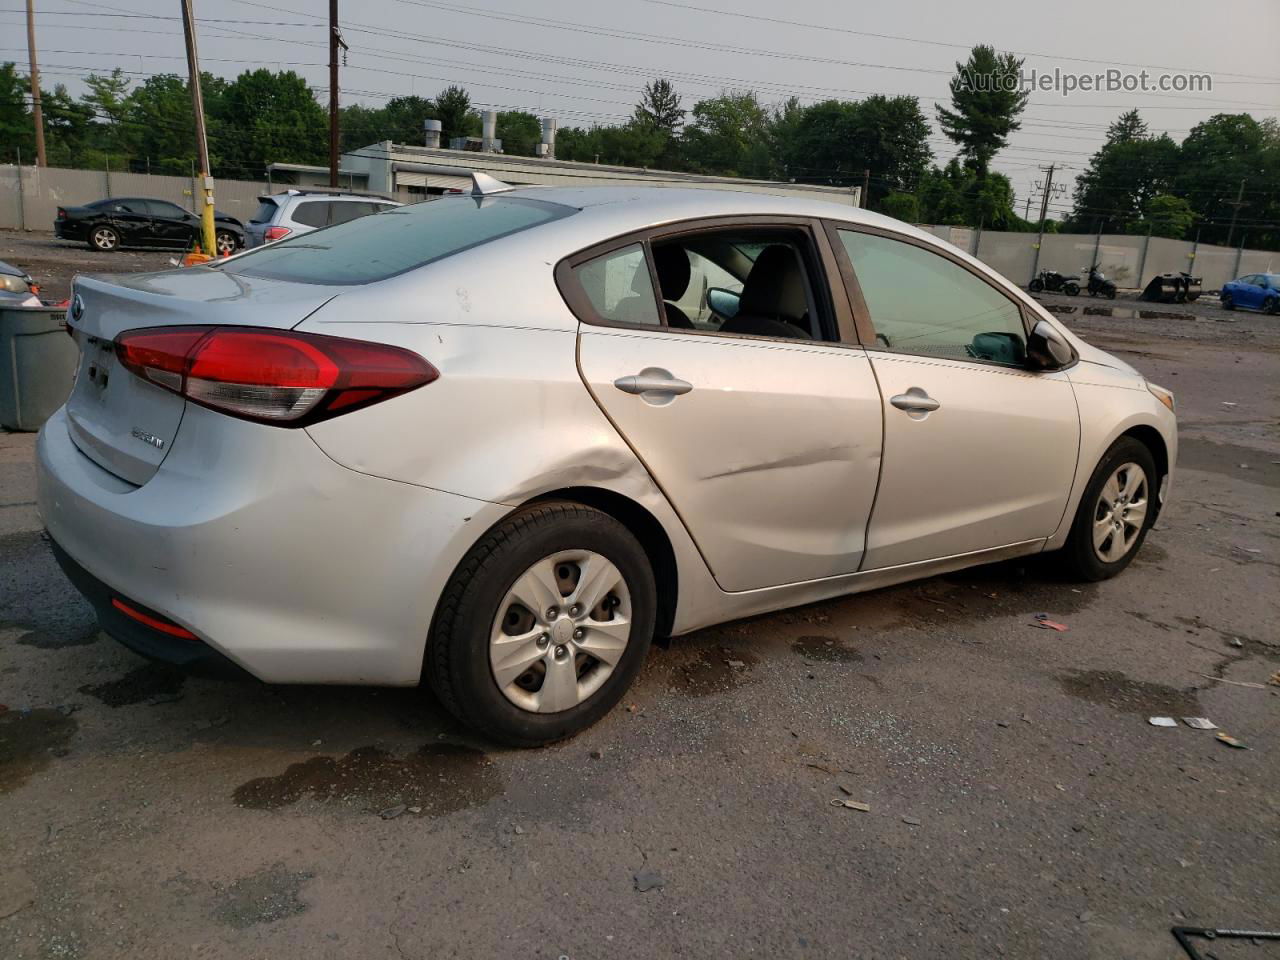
(737, 245), (808, 321)
(653, 245), (692, 301)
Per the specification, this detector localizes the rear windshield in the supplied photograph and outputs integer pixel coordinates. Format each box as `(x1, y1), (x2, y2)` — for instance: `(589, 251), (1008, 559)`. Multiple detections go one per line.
(250, 199), (279, 224)
(223, 195), (574, 285)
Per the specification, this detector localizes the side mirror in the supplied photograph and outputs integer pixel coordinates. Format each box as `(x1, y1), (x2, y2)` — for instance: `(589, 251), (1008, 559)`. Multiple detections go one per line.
(707, 286), (741, 319)
(1027, 319), (1076, 370)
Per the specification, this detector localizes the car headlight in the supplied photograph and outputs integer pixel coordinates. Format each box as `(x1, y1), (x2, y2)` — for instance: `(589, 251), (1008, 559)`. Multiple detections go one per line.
(0, 274), (31, 294)
(1146, 381), (1175, 413)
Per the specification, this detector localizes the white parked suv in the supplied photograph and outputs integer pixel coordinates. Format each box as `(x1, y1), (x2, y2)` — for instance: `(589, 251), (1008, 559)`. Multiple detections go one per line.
(244, 190), (400, 247)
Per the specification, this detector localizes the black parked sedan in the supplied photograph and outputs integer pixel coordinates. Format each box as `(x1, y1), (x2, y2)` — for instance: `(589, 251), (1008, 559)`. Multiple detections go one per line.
(54, 197), (244, 255)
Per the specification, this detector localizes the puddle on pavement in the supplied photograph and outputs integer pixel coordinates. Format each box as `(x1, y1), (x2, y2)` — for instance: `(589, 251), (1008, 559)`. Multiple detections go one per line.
(212, 863), (313, 929)
(232, 743), (501, 815)
(0, 708), (78, 793)
(1043, 304), (1193, 321)
(16, 626), (99, 649)
(1177, 438), (1280, 489)
(664, 647), (761, 696)
(1057, 670), (1200, 716)
(79, 663), (186, 706)
(791, 635), (864, 663)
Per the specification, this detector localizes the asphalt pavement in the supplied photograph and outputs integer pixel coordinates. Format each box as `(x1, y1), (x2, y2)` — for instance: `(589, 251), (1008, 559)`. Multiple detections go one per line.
(1, 255), (1277, 960)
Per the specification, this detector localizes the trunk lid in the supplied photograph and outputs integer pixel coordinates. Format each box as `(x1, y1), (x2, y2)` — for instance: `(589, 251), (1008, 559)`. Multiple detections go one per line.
(65, 266), (341, 485)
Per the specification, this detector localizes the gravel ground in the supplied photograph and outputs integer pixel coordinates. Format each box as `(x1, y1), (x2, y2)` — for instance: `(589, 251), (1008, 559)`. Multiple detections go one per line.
(1, 236), (1277, 960)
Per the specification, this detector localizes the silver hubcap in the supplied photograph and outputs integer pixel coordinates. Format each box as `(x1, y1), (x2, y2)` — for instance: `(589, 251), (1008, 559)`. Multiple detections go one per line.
(1092, 462), (1148, 563)
(93, 229), (116, 249)
(216, 234), (234, 255)
(489, 550), (632, 713)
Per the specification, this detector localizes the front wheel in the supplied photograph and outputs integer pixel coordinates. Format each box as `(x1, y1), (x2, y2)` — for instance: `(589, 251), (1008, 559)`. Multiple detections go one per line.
(1221, 293), (1235, 310)
(426, 502), (656, 746)
(1265, 296), (1279, 316)
(89, 225), (119, 251)
(214, 231), (238, 257)
(1029, 278), (1044, 293)
(1059, 437), (1157, 581)
(1064, 282), (1080, 296)
(1107, 287), (1117, 300)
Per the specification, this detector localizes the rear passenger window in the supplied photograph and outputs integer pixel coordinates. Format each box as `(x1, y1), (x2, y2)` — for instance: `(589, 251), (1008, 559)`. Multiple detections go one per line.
(329, 202), (373, 225)
(291, 202), (329, 228)
(575, 244), (661, 326)
(838, 230), (1027, 365)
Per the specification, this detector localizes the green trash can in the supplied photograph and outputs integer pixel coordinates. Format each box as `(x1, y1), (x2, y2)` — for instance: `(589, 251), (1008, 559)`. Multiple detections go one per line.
(0, 304), (77, 431)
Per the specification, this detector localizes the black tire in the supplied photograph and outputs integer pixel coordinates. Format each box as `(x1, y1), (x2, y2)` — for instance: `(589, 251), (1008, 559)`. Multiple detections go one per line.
(1221, 293), (1234, 310)
(1264, 296), (1279, 316)
(1107, 287), (1117, 300)
(426, 501), (656, 747)
(1058, 437), (1158, 582)
(1028, 278), (1044, 293)
(88, 224), (119, 252)
(214, 230), (238, 257)
(1064, 282), (1080, 296)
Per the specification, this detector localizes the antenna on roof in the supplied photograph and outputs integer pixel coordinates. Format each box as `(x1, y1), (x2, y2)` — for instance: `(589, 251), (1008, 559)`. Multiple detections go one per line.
(471, 172), (516, 197)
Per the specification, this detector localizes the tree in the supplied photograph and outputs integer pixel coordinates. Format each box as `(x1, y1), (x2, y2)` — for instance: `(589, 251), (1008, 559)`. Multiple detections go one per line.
(210, 69), (326, 178)
(496, 110), (541, 156)
(1174, 113), (1274, 247)
(556, 121), (668, 168)
(635, 78), (684, 134)
(936, 45), (1028, 177)
(380, 95), (436, 144)
(123, 74), (196, 175)
(681, 90), (772, 177)
(1068, 110), (1179, 234)
(0, 62), (33, 161)
(1129, 194), (1195, 239)
(429, 85), (477, 146)
(879, 192), (920, 223)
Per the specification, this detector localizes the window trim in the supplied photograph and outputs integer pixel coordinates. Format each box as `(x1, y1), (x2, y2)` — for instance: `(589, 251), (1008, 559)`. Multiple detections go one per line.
(824, 219), (1042, 371)
(555, 214), (858, 346)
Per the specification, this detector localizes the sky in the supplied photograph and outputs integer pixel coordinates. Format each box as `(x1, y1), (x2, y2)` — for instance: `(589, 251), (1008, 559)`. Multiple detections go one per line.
(4, 0), (1279, 218)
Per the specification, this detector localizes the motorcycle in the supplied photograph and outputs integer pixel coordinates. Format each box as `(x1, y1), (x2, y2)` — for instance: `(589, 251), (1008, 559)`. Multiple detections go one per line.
(1028, 269), (1080, 296)
(1085, 264), (1117, 299)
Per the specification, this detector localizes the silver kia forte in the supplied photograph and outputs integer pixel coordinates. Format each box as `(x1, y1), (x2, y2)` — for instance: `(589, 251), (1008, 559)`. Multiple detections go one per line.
(37, 182), (1177, 745)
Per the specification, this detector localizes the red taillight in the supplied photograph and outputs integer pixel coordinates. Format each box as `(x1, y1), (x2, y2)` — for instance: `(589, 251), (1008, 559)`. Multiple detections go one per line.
(264, 226), (291, 242)
(56, 207), (66, 220)
(114, 327), (438, 426)
(111, 597), (198, 640)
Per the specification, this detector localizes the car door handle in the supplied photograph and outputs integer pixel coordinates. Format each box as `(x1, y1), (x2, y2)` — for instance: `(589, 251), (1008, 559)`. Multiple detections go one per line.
(613, 371), (693, 397)
(889, 388), (940, 413)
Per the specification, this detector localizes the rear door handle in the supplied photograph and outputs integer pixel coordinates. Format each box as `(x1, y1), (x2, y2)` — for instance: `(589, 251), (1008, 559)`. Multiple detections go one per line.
(613, 368), (693, 401)
(889, 388), (940, 413)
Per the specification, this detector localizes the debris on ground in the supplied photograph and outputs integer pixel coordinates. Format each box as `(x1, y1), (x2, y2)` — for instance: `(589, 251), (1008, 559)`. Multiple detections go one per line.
(379, 804), (407, 820)
(1199, 674), (1268, 689)
(1215, 733), (1249, 750)
(1149, 716), (1178, 727)
(830, 799), (871, 812)
(589, 749), (604, 760)
(1269, 671), (1280, 687)
(1181, 717), (1217, 730)
(902, 817), (921, 826)
(633, 870), (664, 892)
(1032, 613), (1069, 632)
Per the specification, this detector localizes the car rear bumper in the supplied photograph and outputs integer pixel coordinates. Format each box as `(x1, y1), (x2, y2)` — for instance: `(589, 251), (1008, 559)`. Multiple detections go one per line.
(36, 403), (505, 685)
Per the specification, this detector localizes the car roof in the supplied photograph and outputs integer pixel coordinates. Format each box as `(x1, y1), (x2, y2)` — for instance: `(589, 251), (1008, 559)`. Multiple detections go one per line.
(501, 185), (929, 242)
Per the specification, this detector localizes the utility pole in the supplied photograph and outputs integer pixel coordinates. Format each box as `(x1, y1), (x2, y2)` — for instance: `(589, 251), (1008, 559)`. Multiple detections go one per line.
(1029, 163), (1055, 283)
(1023, 194), (1031, 221)
(1224, 178), (1247, 247)
(328, 0), (342, 187)
(861, 168), (870, 209)
(25, 0), (47, 167)
(180, 0), (216, 256)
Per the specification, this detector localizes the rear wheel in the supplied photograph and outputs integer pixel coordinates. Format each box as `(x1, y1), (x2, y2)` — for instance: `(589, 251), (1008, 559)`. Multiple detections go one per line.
(1064, 282), (1080, 296)
(426, 502), (656, 746)
(89, 225), (119, 252)
(1059, 437), (1157, 581)
(1265, 296), (1279, 315)
(1107, 286), (1117, 300)
(1028, 278), (1044, 293)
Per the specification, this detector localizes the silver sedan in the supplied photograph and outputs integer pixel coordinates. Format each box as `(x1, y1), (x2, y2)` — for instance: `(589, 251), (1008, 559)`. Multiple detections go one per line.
(36, 182), (1176, 745)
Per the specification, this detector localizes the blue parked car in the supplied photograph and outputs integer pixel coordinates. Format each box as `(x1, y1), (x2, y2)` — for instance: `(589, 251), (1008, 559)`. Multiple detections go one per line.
(1220, 273), (1280, 314)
